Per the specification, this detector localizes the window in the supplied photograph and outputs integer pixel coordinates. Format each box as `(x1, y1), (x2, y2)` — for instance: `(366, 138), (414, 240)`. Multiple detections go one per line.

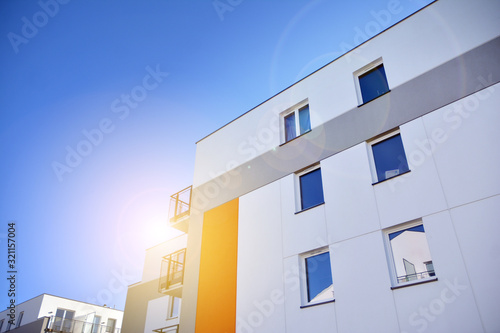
(0, 319), (4, 332)
(384, 221), (436, 287)
(296, 166), (324, 211)
(281, 103), (311, 143)
(91, 316), (101, 333)
(105, 318), (116, 333)
(6, 319), (12, 331)
(167, 296), (181, 319)
(16, 312), (23, 328)
(354, 59), (390, 104)
(300, 248), (334, 306)
(53, 309), (75, 332)
(159, 249), (186, 292)
(368, 129), (409, 183)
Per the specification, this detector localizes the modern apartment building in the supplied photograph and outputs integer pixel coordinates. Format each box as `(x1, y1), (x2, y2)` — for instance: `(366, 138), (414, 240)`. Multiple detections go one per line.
(0, 294), (123, 333)
(122, 233), (188, 333)
(126, 0), (500, 332)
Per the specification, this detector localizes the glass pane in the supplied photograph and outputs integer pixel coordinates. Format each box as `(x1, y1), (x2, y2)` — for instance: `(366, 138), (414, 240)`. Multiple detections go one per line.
(170, 297), (181, 318)
(300, 168), (324, 210)
(92, 316), (101, 333)
(305, 252), (333, 302)
(65, 311), (75, 320)
(284, 113), (296, 142)
(359, 64), (390, 103)
(372, 134), (409, 182)
(389, 225), (435, 284)
(298, 105), (311, 135)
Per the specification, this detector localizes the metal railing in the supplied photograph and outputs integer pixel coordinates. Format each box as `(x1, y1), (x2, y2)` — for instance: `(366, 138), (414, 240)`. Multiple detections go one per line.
(46, 316), (120, 333)
(153, 324), (179, 333)
(169, 186), (192, 222)
(397, 270), (435, 283)
(159, 249), (186, 293)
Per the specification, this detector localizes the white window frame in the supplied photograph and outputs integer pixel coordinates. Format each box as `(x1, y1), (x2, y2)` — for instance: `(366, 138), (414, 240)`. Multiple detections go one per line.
(383, 219), (437, 288)
(353, 57), (388, 105)
(366, 128), (409, 183)
(166, 296), (181, 319)
(299, 247), (334, 307)
(294, 163), (324, 212)
(280, 99), (310, 144)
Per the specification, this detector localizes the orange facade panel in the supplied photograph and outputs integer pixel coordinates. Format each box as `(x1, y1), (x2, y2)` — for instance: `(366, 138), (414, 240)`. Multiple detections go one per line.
(195, 198), (239, 332)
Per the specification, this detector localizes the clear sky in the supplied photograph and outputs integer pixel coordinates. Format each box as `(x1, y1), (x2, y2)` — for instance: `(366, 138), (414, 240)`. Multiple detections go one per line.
(0, 0), (434, 311)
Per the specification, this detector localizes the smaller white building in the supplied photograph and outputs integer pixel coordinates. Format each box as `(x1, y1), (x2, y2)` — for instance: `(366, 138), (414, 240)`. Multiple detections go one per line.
(0, 294), (123, 333)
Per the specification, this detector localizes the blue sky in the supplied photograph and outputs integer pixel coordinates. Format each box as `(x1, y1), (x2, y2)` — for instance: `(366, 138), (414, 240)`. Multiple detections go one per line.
(0, 0), (434, 311)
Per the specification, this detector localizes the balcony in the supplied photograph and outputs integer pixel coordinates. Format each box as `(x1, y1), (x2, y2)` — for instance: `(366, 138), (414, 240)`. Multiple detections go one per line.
(46, 316), (120, 333)
(158, 249), (186, 297)
(168, 186), (192, 233)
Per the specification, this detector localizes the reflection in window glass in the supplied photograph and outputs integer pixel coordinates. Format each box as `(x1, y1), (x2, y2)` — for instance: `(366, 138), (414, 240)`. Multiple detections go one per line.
(299, 168), (324, 210)
(305, 252), (333, 302)
(298, 105), (311, 135)
(372, 134), (409, 182)
(284, 113), (296, 142)
(359, 64), (390, 103)
(389, 224), (435, 284)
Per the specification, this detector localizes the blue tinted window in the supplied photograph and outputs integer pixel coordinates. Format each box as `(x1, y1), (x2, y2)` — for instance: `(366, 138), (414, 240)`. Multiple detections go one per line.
(306, 252), (333, 302)
(372, 134), (409, 182)
(300, 168), (324, 210)
(285, 113), (296, 142)
(359, 64), (389, 103)
(299, 105), (311, 135)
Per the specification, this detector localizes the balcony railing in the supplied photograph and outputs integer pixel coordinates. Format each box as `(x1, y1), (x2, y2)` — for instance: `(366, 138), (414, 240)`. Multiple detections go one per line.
(153, 324), (179, 333)
(397, 269), (436, 283)
(169, 186), (192, 223)
(46, 316), (120, 333)
(159, 249), (186, 295)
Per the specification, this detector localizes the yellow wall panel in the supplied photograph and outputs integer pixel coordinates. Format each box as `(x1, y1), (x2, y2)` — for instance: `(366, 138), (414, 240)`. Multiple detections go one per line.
(195, 198), (239, 332)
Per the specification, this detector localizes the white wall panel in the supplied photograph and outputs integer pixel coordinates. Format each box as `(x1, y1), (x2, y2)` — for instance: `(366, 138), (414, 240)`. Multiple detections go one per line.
(237, 182), (286, 333)
(321, 143), (380, 243)
(421, 84), (500, 208)
(393, 211), (483, 333)
(450, 195), (500, 333)
(280, 175), (328, 257)
(374, 118), (448, 228)
(144, 296), (178, 333)
(282, 256), (337, 333)
(332, 232), (399, 333)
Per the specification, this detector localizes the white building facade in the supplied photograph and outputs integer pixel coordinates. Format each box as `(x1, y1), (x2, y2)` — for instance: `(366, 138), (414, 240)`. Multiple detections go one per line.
(0, 294), (123, 333)
(148, 0), (500, 332)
